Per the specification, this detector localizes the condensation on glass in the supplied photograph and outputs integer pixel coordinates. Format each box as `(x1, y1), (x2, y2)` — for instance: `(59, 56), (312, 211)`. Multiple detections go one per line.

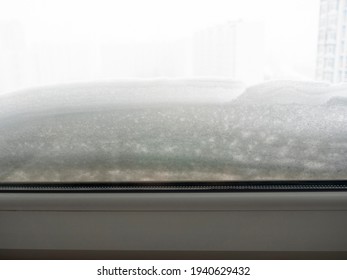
(0, 0), (347, 182)
(0, 80), (347, 182)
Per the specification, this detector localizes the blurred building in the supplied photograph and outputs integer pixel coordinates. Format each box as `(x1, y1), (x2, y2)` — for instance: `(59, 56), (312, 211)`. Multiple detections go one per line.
(0, 20), (264, 94)
(316, 0), (347, 83)
(191, 21), (265, 84)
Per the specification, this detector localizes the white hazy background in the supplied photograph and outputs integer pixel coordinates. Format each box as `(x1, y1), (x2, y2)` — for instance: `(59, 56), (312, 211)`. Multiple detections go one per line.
(0, 0), (319, 94)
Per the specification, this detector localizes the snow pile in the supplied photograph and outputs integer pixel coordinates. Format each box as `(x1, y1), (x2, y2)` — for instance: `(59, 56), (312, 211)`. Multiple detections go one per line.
(326, 96), (347, 107)
(0, 102), (347, 181)
(1, 79), (347, 182)
(0, 79), (244, 119)
(235, 80), (347, 105)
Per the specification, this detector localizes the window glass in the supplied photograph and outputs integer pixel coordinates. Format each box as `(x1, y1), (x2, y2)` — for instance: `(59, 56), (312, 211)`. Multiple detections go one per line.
(0, 0), (346, 182)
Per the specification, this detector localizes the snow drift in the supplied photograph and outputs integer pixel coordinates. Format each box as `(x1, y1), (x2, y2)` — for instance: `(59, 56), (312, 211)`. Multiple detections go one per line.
(0, 79), (346, 182)
(235, 80), (347, 105)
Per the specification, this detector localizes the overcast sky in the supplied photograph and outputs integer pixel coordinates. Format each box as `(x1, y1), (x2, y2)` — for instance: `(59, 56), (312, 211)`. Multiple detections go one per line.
(0, 0), (320, 79)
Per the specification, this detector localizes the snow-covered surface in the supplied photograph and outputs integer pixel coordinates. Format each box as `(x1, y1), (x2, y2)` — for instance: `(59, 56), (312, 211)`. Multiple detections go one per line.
(235, 80), (347, 105)
(327, 96), (347, 107)
(0, 79), (244, 119)
(0, 79), (347, 182)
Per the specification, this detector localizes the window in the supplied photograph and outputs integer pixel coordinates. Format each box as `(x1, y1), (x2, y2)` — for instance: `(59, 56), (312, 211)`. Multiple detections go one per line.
(327, 45), (336, 54)
(339, 55), (344, 67)
(0, 0), (346, 182)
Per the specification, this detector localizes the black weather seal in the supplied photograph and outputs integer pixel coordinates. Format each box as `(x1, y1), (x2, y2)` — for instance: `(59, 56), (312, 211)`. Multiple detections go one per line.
(0, 180), (347, 192)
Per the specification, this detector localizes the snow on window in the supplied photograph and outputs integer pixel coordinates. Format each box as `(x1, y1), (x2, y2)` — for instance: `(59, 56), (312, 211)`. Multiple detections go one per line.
(0, 80), (346, 182)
